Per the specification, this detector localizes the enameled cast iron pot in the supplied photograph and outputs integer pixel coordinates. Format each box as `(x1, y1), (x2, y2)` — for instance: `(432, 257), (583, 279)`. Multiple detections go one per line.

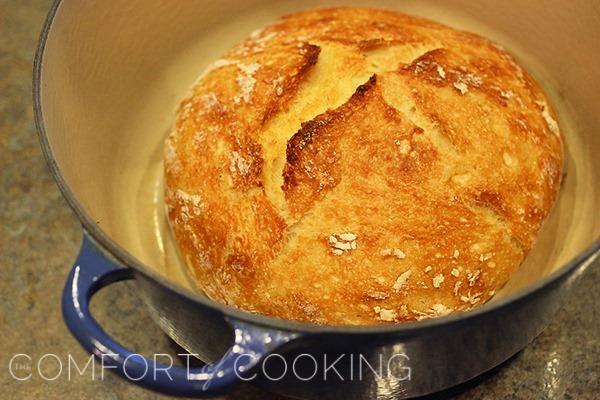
(34, 1), (600, 398)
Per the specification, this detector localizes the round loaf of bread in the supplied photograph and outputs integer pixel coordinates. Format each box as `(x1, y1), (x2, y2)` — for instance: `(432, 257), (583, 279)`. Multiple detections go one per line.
(164, 7), (563, 325)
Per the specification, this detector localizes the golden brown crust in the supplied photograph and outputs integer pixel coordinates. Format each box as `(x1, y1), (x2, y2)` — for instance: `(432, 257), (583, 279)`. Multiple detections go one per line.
(164, 7), (564, 324)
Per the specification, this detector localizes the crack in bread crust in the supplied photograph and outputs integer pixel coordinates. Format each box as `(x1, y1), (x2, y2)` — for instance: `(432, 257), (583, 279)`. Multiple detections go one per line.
(283, 75), (379, 219)
(165, 7), (564, 325)
(258, 40), (374, 223)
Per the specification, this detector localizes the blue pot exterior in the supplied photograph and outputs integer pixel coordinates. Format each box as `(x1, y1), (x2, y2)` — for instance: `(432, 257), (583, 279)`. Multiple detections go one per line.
(65, 230), (597, 399)
(62, 234), (300, 397)
(133, 239), (594, 399)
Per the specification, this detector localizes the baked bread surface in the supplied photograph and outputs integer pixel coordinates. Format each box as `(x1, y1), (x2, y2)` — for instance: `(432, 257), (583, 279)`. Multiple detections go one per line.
(164, 7), (564, 324)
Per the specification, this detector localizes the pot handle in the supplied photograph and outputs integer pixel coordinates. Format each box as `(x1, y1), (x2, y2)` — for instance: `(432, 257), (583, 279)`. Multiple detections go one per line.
(62, 234), (299, 397)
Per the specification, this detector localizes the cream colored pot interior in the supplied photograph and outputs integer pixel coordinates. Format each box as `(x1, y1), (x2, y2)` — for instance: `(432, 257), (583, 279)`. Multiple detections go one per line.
(40, 0), (599, 298)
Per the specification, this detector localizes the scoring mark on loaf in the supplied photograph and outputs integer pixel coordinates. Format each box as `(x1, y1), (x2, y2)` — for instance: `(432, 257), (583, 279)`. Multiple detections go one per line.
(282, 75), (380, 218)
(259, 40), (440, 225)
(258, 41), (373, 223)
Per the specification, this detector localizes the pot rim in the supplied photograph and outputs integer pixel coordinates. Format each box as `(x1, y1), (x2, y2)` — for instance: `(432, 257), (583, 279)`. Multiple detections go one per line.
(33, 0), (600, 336)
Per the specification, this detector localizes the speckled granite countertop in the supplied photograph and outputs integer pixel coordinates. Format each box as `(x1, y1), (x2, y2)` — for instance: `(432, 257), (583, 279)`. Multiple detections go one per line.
(0, 1), (598, 399)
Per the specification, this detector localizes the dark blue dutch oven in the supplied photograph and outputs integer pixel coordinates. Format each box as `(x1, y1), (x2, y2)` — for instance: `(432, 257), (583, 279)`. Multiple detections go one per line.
(34, 0), (600, 398)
